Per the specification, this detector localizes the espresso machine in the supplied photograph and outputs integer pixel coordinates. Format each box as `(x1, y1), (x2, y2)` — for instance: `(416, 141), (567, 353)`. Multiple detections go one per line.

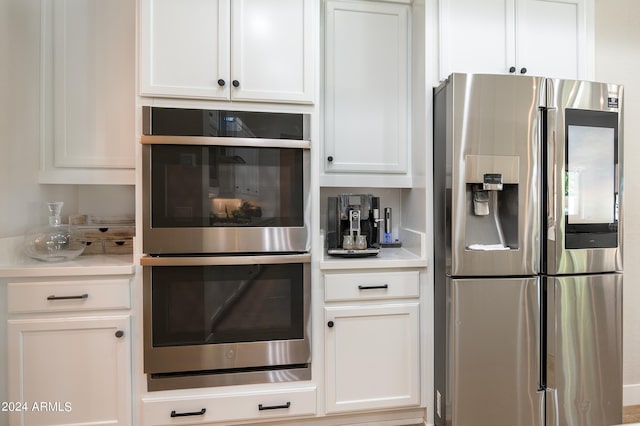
(326, 194), (381, 257)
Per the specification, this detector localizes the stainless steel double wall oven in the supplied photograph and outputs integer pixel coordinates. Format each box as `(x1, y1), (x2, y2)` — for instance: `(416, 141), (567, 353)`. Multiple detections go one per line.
(141, 107), (311, 391)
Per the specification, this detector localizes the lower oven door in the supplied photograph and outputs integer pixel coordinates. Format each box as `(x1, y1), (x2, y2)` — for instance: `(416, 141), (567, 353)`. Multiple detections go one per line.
(142, 254), (311, 389)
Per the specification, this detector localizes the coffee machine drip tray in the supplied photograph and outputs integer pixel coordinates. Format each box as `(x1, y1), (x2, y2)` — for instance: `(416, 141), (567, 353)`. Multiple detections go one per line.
(327, 247), (380, 258)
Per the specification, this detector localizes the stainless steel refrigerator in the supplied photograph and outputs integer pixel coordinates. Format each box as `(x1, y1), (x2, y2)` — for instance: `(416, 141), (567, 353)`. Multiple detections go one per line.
(433, 73), (623, 426)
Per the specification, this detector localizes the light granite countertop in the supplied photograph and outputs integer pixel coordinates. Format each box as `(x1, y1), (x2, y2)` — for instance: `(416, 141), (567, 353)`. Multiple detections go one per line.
(320, 228), (428, 270)
(0, 236), (135, 278)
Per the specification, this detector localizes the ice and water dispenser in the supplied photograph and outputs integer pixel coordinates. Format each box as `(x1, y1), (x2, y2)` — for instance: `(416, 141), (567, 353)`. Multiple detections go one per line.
(464, 155), (519, 251)
(449, 149), (539, 277)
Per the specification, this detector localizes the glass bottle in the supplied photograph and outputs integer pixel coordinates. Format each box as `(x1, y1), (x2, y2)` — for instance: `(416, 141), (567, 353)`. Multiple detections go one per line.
(24, 201), (86, 262)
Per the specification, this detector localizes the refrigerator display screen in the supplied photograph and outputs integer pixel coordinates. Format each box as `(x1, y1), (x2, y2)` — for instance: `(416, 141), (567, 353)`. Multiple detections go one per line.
(564, 108), (619, 236)
(566, 125), (615, 224)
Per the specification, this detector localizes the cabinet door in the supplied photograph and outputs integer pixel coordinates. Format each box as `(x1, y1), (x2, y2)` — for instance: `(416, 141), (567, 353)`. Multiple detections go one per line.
(140, 0), (231, 99)
(39, 0), (135, 184)
(439, 0), (593, 80)
(324, 0), (409, 174)
(516, 0), (592, 80)
(231, 0), (314, 103)
(324, 303), (420, 413)
(7, 316), (131, 426)
(438, 0), (515, 79)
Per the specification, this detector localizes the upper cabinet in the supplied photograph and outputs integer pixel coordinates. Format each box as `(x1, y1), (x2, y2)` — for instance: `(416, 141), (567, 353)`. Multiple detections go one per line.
(322, 0), (412, 187)
(140, 0), (315, 104)
(39, 0), (135, 185)
(439, 0), (594, 80)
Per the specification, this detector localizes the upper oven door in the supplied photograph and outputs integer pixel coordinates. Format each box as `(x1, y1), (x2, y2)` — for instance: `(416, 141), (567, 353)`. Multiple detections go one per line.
(140, 109), (311, 255)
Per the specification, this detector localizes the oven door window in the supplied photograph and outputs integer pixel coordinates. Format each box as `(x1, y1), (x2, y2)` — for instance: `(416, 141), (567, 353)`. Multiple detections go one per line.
(151, 145), (304, 228)
(151, 264), (305, 346)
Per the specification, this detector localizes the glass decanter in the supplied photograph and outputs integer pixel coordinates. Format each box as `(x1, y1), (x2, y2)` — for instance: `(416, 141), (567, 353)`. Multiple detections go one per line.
(24, 201), (86, 262)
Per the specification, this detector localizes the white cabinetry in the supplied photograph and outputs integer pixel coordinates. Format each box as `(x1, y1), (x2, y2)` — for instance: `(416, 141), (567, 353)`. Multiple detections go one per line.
(323, 270), (420, 414)
(323, 0), (411, 187)
(439, 0), (594, 80)
(39, 0), (135, 184)
(140, 0), (314, 103)
(6, 277), (132, 426)
(141, 385), (317, 425)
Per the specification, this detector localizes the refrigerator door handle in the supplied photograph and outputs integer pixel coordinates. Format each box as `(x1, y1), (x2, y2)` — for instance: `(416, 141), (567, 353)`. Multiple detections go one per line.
(546, 389), (559, 426)
(545, 277), (559, 425)
(546, 107), (558, 242)
(615, 162), (620, 222)
(545, 277), (556, 389)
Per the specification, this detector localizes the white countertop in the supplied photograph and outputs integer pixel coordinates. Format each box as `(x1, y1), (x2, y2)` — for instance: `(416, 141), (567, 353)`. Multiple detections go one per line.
(319, 228), (428, 270)
(320, 246), (428, 270)
(0, 236), (136, 278)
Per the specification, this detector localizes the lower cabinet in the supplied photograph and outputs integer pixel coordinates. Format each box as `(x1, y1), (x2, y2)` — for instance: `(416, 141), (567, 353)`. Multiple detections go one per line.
(323, 270), (421, 414)
(6, 277), (132, 426)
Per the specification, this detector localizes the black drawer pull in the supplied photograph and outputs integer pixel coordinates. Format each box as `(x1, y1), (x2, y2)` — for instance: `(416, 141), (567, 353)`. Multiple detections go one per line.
(47, 294), (89, 301)
(258, 402), (291, 411)
(170, 408), (206, 417)
(358, 284), (389, 290)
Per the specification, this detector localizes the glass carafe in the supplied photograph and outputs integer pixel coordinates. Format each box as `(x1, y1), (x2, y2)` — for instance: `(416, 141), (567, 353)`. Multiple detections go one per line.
(24, 201), (86, 262)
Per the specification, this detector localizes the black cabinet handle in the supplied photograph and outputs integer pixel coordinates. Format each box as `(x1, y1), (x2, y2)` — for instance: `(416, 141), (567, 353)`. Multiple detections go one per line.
(327, 156), (334, 162)
(170, 408), (206, 418)
(327, 320), (334, 328)
(358, 284), (389, 290)
(509, 66), (516, 73)
(232, 80), (240, 87)
(520, 67), (527, 74)
(47, 294), (89, 301)
(115, 330), (124, 338)
(218, 79), (226, 87)
(258, 402), (291, 411)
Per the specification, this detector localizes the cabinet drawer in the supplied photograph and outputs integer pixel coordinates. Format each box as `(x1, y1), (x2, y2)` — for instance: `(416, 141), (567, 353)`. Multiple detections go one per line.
(8, 278), (131, 313)
(324, 271), (419, 301)
(141, 385), (316, 425)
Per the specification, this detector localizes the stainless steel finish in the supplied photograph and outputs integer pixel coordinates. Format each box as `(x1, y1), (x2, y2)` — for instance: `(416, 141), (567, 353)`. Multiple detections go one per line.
(141, 253), (311, 267)
(444, 73), (543, 276)
(140, 134), (311, 149)
(143, 259), (311, 377)
(349, 210), (361, 235)
(545, 79), (624, 275)
(141, 146), (311, 255)
(142, 106), (312, 141)
(546, 273), (622, 426)
(384, 208), (391, 233)
(147, 365), (311, 391)
(434, 73), (624, 426)
(448, 277), (544, 426)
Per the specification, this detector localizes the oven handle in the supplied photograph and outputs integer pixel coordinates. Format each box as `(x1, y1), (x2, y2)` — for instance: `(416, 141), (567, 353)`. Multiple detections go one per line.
(140, 135), (310, 149)
(141, 253), (311, 267)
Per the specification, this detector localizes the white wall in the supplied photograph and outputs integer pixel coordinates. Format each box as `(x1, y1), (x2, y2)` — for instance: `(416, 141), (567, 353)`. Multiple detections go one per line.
(0, 0), (134, 240)
(594, 0), (640, 405)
